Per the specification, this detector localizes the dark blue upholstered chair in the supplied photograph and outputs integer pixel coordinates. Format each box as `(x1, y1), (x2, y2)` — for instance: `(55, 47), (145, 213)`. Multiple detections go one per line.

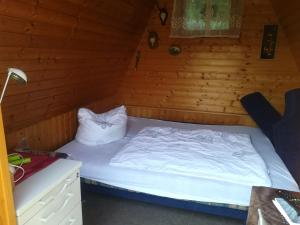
(240, 92), (282, 143)
(273, 88), (300, 184)
(241, 89), (300, 184)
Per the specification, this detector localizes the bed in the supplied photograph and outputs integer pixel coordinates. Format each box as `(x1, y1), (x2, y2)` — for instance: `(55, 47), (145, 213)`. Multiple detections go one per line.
(57, 116), (299, 220)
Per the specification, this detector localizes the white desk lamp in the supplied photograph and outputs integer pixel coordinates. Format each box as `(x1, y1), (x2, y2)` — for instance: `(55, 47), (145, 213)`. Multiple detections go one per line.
(0, 68), (28, 186)
(0, 68), (28, 104)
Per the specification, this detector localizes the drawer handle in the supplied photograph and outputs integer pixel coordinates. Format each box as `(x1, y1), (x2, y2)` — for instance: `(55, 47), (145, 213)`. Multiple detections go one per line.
(39, 178), (72, 206)
(68, 218), (76, 225)
(40, 193), (73, 223)
(60, 193), (73, 209)
(40, 212), (55, 223)
(39, 196), (55, 206)
(59, 178), (72, 194)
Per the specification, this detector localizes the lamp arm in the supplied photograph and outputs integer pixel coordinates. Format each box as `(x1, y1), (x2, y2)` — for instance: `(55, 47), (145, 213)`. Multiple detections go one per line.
(0, 74), (11, 104)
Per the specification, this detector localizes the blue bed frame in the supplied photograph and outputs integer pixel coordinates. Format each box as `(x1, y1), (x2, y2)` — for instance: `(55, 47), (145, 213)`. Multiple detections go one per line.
(81, 179), (248, 221)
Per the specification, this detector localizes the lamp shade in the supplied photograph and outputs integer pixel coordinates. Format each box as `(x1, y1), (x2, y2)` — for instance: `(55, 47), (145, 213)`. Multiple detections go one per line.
(0, 68), (28, 104)
(8, 68), (27, 83)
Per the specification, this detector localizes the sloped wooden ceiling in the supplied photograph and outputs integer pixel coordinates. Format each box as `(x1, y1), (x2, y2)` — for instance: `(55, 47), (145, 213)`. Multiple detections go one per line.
(117, 0), (300, 126)
(270, 0), (300, 70)
(0, 0), (154, 133)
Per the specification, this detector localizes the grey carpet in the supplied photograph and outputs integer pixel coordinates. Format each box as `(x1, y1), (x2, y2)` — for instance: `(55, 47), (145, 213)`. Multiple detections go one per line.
(81, 190), (244, 225)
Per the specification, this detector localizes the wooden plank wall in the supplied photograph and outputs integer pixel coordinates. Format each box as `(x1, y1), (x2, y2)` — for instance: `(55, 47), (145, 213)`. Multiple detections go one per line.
(117, 0), (300, 126)
(5, 95), (118, 152)
(270, 0), (300, 70)
(0, 0), (154, 133)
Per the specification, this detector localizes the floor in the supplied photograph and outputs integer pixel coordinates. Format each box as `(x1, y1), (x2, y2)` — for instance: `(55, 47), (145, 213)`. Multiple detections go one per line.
(81, 190), (244, 225)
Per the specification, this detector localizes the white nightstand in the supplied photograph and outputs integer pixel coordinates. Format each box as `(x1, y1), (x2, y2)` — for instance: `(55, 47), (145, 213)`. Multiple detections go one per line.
(14, 159), (82, 225)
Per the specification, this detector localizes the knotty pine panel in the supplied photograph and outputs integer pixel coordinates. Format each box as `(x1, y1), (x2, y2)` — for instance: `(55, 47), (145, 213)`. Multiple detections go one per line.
(0, 0), (154, 133)
(117, 0), (300, 126)
(5, 95), (118, 152)
(270, 0), (300, 70)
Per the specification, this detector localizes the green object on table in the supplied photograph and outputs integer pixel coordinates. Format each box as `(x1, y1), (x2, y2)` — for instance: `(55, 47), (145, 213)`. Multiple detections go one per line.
(8, 154), (21, 162)
(9, 157), (31, 166)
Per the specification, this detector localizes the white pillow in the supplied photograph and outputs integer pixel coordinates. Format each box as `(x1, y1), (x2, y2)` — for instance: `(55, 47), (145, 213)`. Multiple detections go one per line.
(75, 105), (127, 145)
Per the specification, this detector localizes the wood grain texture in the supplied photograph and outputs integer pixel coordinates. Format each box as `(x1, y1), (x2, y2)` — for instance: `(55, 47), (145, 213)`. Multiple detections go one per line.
(0, 0), (154, 133)
(0, 107), (16, 225)
(270, 0), (300, 70)
(5, 95), (118, 152)
(126, 105), (255, 126)
(117, 0), (300, 126)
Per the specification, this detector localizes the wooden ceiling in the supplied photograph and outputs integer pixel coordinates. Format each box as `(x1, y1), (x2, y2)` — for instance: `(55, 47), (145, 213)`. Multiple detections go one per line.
(0, 0), (154, 132)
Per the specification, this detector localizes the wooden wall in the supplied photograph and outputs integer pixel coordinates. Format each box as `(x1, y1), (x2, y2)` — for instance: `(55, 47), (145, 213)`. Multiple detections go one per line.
(0, 0), (154, 151)
(0, 0), (154, 133)
(270, 0), (300, 70)
(5, 95), (117, 151)
(117, 0), (300, 126)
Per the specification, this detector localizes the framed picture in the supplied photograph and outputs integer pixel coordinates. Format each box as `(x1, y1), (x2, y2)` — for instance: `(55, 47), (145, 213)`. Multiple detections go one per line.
(261, 25), (278, 59)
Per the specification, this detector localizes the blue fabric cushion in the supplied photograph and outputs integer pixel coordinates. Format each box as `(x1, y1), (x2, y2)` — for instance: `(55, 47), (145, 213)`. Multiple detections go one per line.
(240, 92), (282, 143)
(273, 88), (300, 184)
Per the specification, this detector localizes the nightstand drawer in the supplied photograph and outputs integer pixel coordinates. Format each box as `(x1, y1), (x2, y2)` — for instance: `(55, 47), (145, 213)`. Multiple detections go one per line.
(59, 204), (83, 225)
(24, 178), (81, 225)
(17, 170), (79, 225)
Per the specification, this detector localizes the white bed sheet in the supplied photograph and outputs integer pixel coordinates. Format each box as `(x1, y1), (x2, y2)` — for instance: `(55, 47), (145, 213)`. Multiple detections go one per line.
(57, 116), (299, 206)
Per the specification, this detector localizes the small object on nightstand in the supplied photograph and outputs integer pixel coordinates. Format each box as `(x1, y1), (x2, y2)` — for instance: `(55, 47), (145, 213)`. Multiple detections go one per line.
(9, 157), (31, 166)
(277, 190), (300, 212)
(246, 186), (300, 225)
(8, 154), (21, 162)
(273, 198), (300, 224)
(16, 149), (69, 159)
(54, 152), (69, 159)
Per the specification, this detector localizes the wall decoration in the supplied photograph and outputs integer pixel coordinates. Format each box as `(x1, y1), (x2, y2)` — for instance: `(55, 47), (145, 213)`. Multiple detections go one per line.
(156, 2), (168, 26)
(261, 24), (278, 59)
(169, 45), (182, 56)
(135, 50), (141, 70)
(159, 7), (168, 25)
(148, 31), (159, 49)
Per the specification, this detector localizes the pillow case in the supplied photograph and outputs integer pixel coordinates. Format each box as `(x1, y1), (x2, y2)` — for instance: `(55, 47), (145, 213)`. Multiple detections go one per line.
(75, 105), (127, 145)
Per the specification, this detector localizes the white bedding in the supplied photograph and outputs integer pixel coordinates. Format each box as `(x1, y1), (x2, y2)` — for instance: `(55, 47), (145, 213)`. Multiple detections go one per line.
(110, 127), (271, 187)
(57, 116), (299, 206)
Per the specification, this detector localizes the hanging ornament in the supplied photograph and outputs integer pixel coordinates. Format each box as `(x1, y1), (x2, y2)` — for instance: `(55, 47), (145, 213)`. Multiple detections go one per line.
(148, 31), (159, 49)
(156, 2), (168, 25)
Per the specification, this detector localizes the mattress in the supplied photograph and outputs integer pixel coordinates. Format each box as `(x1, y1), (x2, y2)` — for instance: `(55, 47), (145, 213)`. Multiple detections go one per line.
(57, 116), (299, 206)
